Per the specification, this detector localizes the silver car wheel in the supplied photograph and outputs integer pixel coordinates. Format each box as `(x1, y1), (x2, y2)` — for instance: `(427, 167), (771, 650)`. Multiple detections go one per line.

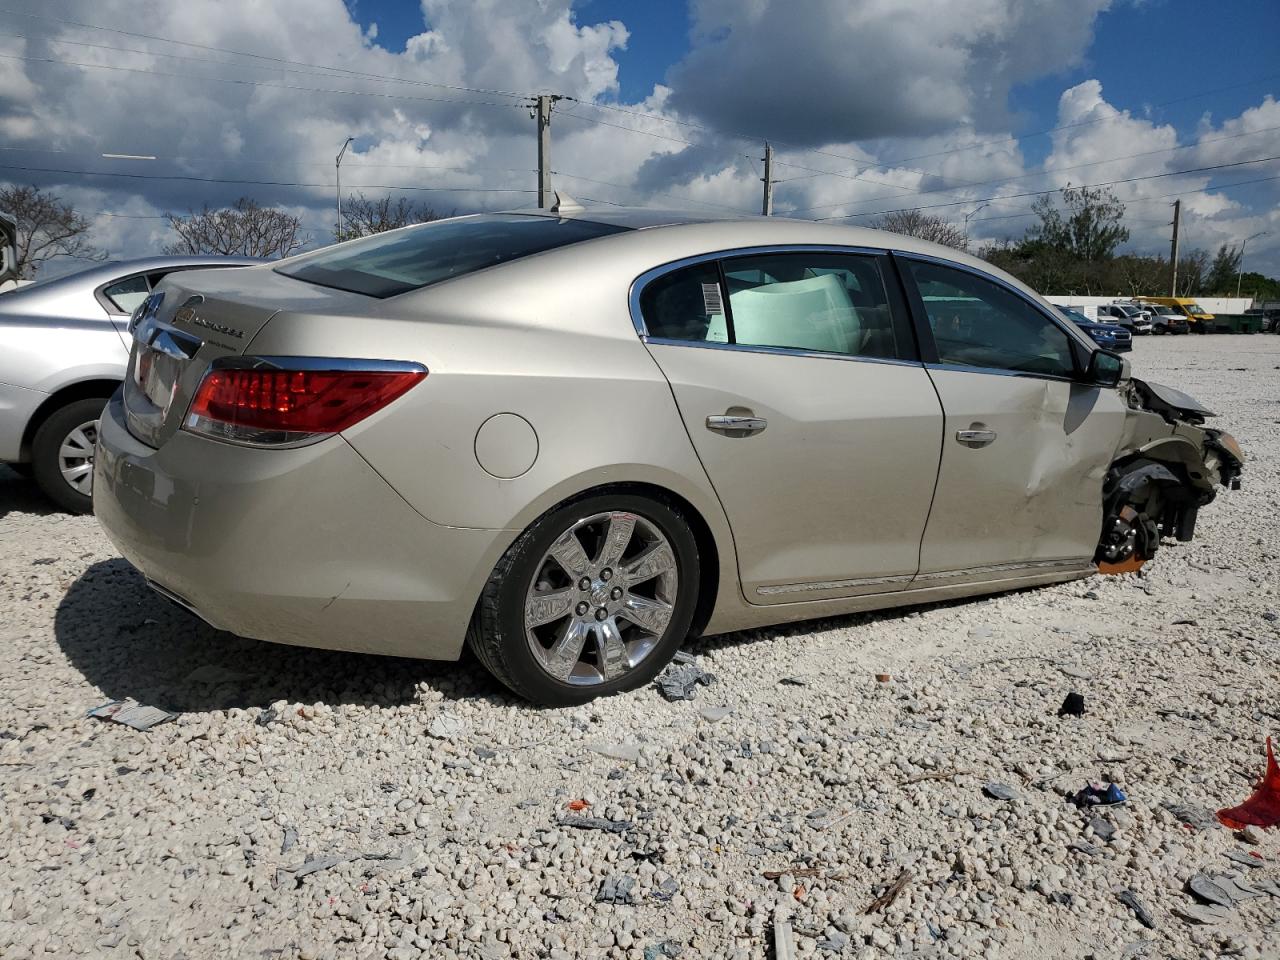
(58, 419), (99, 496)
(524, 510), (679, 686)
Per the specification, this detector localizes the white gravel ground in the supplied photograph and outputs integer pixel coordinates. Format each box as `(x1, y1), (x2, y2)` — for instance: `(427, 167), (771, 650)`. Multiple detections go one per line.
(1, 335), (1278, 960)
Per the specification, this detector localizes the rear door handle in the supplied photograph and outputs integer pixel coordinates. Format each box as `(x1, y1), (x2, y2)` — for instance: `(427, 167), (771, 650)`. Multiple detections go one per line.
(706, 415), (768, 436)
(956, 428), (997, 446)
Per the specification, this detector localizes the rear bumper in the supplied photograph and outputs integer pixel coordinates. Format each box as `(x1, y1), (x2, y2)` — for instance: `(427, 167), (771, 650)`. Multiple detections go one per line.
(92, 394), (506, 660)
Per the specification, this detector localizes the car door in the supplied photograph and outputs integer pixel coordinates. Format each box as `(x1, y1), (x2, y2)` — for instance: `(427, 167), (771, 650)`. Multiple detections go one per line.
(635, 247), (944, 604)
(898, 255), (1129, 583)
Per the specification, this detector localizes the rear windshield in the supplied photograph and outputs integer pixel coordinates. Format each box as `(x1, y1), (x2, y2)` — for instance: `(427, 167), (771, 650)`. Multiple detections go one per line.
(276, 214), (629, 298)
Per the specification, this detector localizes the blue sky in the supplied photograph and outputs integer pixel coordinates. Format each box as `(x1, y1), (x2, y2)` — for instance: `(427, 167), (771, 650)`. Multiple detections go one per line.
(4, 0), (1279, 276)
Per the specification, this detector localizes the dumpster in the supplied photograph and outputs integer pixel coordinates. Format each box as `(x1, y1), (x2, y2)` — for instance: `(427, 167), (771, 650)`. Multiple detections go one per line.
(1211, 314), (1264, 334)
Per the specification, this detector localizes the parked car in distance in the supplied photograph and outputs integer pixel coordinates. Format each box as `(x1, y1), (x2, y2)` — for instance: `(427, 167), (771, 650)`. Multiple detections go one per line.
(0, 256), (260, 511)
(1098, 303), (1152, 334)
(1138, 297), (1214, 332)
(1059, 307), (1133, 352)
(93, 209), (1242, 705)
(1146, 304), (1191, 335)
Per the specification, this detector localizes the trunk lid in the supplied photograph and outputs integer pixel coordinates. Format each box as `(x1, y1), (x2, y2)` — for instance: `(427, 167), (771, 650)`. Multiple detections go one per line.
(122, 264), (364, 448)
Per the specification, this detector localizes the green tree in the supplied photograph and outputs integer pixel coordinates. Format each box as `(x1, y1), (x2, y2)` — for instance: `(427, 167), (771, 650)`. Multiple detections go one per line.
(1203, 243), (1242, 294)
(1026, 184), (1129, 293)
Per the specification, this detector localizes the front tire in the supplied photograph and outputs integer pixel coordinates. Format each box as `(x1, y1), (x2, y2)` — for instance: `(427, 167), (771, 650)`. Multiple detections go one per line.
(468, 493), (700, 706)
(31, 397), (107, 514)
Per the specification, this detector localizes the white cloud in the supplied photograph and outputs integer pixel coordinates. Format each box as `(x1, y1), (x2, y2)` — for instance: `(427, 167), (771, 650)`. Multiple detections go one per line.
(1, 0), (1278, 276)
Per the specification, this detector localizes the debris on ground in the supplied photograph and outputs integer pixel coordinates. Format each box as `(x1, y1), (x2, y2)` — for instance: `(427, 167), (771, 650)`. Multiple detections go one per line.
(1071, 782), (1127, 807)
(85, 699), (177, 731)
(1224, 849), (1264, 869)
(874, 673), (892, 683)
(654, 654), (716, 701)
(901, 768), (968, 786)
(1058, 691), (1086, 717)
(1217, 737), (1280, 829)
(426, 713), (466, 739)
(983, 782), (1019, 801)
(651, 875), (679, 902)
(557, 815), (632, 834)
(1163, 801), (1220, 831)
(595, 874), (636, 905)
(642, 942), (681, 960)
(1116, 888), (1155, 929)
(1173, 902), (1233, 925)
(1238, 825), (1265, 845)
(1089, 816), (1116, 842)
(698, 705), (733, 723)
(280, 828), (297, 854)
(865, 869), (912, 914)
(1188, 872), (1238, 908)
(771, 916), (796, 960)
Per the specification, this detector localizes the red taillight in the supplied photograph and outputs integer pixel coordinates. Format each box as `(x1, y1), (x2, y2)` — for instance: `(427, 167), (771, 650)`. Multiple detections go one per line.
(185, 363), (426, 445)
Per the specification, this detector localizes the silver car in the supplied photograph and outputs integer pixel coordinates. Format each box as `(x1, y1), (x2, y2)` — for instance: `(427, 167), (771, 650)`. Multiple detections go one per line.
(0, 256), (259, 511)
(92, 210), (1243, 705)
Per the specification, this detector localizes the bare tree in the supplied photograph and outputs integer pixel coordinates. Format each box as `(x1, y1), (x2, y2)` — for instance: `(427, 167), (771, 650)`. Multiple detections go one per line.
(335, 193), (449, 241)
(0, 184), (104, 279)
(872, 209), (968, 250)
(1176, 249), (1210, 296)
(165, 197), (307, 258)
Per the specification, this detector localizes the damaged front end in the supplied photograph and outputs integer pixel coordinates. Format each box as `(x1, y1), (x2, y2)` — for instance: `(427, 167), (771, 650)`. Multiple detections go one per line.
(1095, 378), (1244, 574)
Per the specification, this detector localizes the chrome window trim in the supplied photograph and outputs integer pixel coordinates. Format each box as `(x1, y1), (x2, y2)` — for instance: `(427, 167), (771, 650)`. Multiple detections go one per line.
(896, 251), (1103, 382)
(628, 243), (891, 342)
(644, 336), (923, 369)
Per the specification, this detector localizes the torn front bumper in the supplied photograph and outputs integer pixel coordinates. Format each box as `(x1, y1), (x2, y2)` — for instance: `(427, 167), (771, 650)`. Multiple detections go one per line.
(1094, 377), (1244, 571)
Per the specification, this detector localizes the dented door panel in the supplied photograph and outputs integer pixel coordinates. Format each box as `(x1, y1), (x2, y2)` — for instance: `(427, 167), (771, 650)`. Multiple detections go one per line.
(917, 369), (1128, 578)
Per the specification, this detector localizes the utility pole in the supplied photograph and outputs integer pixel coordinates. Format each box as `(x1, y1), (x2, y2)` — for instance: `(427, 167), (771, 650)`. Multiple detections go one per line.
(760, 142), (774, 216)
(533, 95), (563, 209)
(1168, 199), (1181, 297)
(1237, 231), (1267, 298)
(335, 136), (353, 240)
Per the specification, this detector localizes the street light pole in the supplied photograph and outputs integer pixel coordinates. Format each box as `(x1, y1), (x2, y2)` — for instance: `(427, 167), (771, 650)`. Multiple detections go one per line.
(962, 203), (989, 245)
(1236, 231), (1267, 299)
(335, 137), (354, 240)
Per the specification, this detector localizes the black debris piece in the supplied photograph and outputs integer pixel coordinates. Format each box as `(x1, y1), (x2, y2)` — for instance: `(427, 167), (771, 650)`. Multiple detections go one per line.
(1223, 850), (1263, 869)
(255, 708), (278, 727)
(81, 788), (96, 801)
(983, 782), (1019, 801)
(1162, 802), (1219, 831)
(607, 768), (625, 780)
(817, 931), (850, 953)
(655, 659), (716, 702)
(474, 747), (498, 760)
(1117, 888), (1156, 929)
(1187, 873), (1235, 908)
(558, 816), (633, 834)
(596, 874), (637, 905)
(1089, 817), (1116, 842)
(643, 942), (682, 960)
(1058, 692), (1086, 717)
(515, 798), (539, 809)
(281, 829), (298, 855)
(651, 876), (679, 902)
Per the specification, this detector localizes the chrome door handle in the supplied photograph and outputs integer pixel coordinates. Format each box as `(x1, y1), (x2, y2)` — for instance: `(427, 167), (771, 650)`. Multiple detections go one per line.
(706, 415), (767, 436)
(956, 428), (997, 446)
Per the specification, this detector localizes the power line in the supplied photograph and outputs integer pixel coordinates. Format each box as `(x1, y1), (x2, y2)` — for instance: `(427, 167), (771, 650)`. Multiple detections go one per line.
(0, 162), (539, 195)
(811, 154), (1280, 221)
(0, 7), (528, 100)
(0, 143), (535, 176)
(0, 51), (525, 110)
(792, 123), (1280, 215)
(551, 171), (746, 212)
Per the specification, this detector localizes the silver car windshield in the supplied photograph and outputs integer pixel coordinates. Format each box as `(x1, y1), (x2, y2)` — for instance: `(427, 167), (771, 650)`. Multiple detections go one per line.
(277, 214), (629, 298)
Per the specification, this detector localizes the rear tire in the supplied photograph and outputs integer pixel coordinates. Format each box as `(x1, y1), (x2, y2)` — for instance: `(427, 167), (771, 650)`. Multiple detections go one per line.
(468, 492), (700, 706)
(31, 397), (107, 514)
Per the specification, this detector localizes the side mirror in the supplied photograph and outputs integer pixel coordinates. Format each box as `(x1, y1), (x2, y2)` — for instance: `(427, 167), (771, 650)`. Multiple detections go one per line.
(1087, 349), (1128, 387)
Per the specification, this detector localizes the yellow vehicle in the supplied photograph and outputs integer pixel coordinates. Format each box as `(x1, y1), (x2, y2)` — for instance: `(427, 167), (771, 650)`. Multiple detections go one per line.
(1137, 297), (1215, 332)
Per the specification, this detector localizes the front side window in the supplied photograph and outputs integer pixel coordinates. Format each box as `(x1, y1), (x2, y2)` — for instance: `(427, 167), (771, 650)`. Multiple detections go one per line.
(278, 214), (629, 298)
(907, 260), (1075, 378)
(101, 275), (150, 313)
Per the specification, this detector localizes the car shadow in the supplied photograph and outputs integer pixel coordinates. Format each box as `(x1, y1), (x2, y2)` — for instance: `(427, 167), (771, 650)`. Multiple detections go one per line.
(0, 464), (60, 519)
(54, 559), (508, 715)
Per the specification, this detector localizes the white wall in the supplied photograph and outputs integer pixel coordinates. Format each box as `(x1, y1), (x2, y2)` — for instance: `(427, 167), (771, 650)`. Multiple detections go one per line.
(1042, 294), (1254, 318)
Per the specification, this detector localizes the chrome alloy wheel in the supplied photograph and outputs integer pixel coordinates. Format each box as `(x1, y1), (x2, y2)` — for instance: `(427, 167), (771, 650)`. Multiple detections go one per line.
(59, 419), (99, 497)
(524, 511), (678, 685)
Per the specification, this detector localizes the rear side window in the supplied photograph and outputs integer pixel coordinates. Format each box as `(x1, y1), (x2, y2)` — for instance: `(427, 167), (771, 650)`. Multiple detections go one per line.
(101, 275), (150, 313)
(722, 253), (898, 358)
(639, 252), (900, 359)
(277, 214), (629, 298)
